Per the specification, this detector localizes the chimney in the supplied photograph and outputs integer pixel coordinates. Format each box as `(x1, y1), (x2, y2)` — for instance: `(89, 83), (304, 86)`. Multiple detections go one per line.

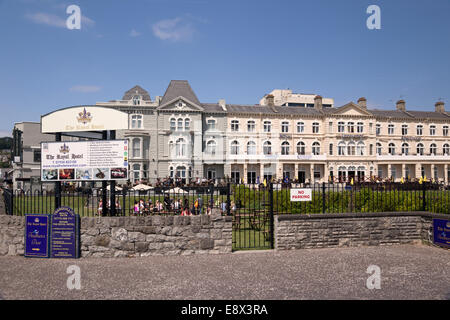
(314, 95), (323, 110)
(435, 101), (445, 113)
(266, 94), (274, 106)
(396, 100), (406, 111)
(219, 99), (227, 111)
(357, 97), (367, 109)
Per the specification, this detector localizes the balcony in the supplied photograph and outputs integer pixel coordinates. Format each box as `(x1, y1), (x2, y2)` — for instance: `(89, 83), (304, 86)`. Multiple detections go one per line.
(227, 153), (327, 161)
(376, 153), (450, 161)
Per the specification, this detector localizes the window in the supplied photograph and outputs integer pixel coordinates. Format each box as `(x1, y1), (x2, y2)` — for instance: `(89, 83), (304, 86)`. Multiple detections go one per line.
(206, 140), (216, 155)
(184, 119), (190, 131)
(247, 120), (255, 132)
(417, 125), (423, 136)
(402, 124), (408, 136)
(444, 144), (450, 155)
(206, 119), (216, 130)
(297, 141), (305, 155)
(263, 121), (271, 133)
(33, 150), (41, 163)
(169, 166), (174, 178)
(430, 143), (437, 155)
(281, 141), (290, 155)
(231, 120), (239, 132)
(338, 122), (345, 133)
(263, 141), (272, 155)
(312, 142), (320, 155)
(347, 141), (356, 156)
(417, 143), (424, 155)
(430, 125), (436, 136)
(297, 122), (304, 133)
(369, 144), (373, 156)
(247, 141), (256, 155)
(329, 143), (333, 156)
(357, 122), (364, 133)
(388, 124), (395, 135)
(405, 166), (410, 179)
(391, 167), (396, 180)
(131, 114), (143, 129)
(329, 122), (333, 133)
(401, 143), (409, 155)
(376, 124), (381, 135)
(170, 118), (176, 131)
(132, 164), (141, 182)
(376, 143), (382, 155)
(281, 121), (289, 133)
(347, 122), (354, 133)
(230, 140), (239, 155)
(132, 95), (141, 106)
(177, 118), (183, 131)
(176, 138), (186, 157)
(312, 122), (319, 134)
(369, 123), (373, 134)
(338, 142), (346, 156)
(444, 126), (449, 136)
(388, 143), (396, 155)
(357, 141), (365, 156)
(132, 138), (141, 158)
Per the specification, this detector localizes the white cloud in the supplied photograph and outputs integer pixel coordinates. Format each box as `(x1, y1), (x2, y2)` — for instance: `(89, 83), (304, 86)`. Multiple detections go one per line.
(25, 11), (95, 29)
(130, 29), (141, 37)
(152, 17), (194, 42)
(70, 85), (101, 93)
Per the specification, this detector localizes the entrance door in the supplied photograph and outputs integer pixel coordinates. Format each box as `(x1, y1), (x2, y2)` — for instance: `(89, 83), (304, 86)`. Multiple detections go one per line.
(247, 171), (256, 184)
(298, 171), (306, 183)
(348, 171), (356, 183)
(231, 171), (240, 184)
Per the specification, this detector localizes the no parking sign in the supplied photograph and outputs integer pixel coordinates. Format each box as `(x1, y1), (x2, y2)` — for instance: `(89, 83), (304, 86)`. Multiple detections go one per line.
(290, 189), (312, 202)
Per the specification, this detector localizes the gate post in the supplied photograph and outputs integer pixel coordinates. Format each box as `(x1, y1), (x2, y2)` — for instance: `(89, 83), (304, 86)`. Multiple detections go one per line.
(269, 182), (274, 249)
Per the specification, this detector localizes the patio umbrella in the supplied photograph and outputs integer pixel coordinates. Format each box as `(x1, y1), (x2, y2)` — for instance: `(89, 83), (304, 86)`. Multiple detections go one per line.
(165, 187), (188, 194)
(106, 185), (123, 191)
(131, 184), (154, 191)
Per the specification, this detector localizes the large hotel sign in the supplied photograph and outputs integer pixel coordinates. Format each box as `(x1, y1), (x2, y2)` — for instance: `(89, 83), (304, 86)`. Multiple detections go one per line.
(41, 106), (129, 133)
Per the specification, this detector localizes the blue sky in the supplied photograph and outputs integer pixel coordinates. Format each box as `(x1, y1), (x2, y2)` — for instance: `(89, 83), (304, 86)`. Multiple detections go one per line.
(0, 0), (449, 136)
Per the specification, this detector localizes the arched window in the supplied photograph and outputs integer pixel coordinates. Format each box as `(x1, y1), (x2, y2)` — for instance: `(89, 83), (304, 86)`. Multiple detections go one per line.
(388, 143), (396, 155)
(401, 143), (409, 155)
(357, 141), (365, 156)
(247, 141), (256, 155)
(177, 118), (183, 131)
(297, 122), (304, 133)
(347, 141), (356, 156)
(357, 122), (364, 133)
(402, 124), (408, 136)
(281, 141), (290, 155)
(247, 120), (255, 132)
(206, 140), (216, 155)
(263, 141), (272, 155)
(176, 138), (186, 157)
(417, 143), (424, 155)
(338, 141), (346, 155)
(347, 122), (354, 133)
(312, 142), (320, 155)
(170, 118), (176, 131)
(444, 144), (450, 155)
(388, 124), (395, 135)
(184, 118), (190, 131)
(430, 125), (436, 136)
(376, 142), (382, 155)
(430, 143), (437, 155)
(297, 141), (305, 155)
(263, 121), (271, 133)
(416, 125), (423, 136)
(230, 140), (240, 155)
(338, 122), (345, 133)
(132, 95), (141, 106)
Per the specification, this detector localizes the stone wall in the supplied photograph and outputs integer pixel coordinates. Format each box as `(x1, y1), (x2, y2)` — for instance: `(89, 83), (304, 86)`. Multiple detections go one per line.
(275, 212), (447, 250)
(0, 214), (233, 257)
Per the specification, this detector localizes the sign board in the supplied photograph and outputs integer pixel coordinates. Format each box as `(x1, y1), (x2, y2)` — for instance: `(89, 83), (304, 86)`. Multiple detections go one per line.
(433, 219), (450, 248)
(290, 188), (312, 202)
(24, 214), (50, 258)
(41, 106), (129, 133)
(41, 140), (128, 181)
(51, 207), (80, 259)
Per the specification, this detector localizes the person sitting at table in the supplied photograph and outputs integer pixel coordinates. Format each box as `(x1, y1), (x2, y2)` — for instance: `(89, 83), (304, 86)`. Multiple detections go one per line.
(115, 199), (122, 215)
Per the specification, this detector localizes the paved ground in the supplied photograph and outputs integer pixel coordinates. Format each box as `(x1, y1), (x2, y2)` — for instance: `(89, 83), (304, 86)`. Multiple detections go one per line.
(0, 244), (449, 300)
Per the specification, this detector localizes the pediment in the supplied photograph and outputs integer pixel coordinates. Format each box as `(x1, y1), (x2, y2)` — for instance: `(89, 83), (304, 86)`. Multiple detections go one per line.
(157, 96), (204, 112)
(330, 102), (373, 117)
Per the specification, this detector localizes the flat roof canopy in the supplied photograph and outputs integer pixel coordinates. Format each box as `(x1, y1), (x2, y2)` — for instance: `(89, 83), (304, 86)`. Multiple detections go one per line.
(41, 106), (129, 133)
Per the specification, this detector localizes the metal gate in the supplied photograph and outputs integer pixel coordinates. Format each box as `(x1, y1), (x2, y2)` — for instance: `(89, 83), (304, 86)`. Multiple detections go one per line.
(232, 183), (274, 251)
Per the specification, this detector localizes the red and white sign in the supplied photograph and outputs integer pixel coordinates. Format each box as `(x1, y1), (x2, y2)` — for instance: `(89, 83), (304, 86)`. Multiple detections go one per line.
(290, 188), (312, 202)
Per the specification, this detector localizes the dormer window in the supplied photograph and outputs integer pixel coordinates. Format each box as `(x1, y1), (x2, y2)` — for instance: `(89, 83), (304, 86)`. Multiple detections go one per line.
(133, 95), (141, 105)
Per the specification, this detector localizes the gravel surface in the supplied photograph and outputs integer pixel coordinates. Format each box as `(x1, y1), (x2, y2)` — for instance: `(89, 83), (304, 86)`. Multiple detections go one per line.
(0, 244), (449, 300)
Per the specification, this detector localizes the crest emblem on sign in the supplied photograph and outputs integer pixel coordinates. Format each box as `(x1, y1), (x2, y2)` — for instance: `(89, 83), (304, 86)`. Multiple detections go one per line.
(59, 143), (70, 154)
(77, 108), (92, 124)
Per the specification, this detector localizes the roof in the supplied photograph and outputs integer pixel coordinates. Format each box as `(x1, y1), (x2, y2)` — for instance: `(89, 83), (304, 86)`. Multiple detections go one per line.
(161, 80), (201, 106)
(122, 85), (151, 101)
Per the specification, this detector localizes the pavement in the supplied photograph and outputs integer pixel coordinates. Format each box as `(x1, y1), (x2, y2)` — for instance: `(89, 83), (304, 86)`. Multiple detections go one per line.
(0, 244), (449, 300)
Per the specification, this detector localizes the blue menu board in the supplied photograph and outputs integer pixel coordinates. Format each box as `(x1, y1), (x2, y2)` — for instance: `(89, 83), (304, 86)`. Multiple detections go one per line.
(433, 219), (450, 248)
(50, 207), (80, 258)
(24, 214), (50, 258)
